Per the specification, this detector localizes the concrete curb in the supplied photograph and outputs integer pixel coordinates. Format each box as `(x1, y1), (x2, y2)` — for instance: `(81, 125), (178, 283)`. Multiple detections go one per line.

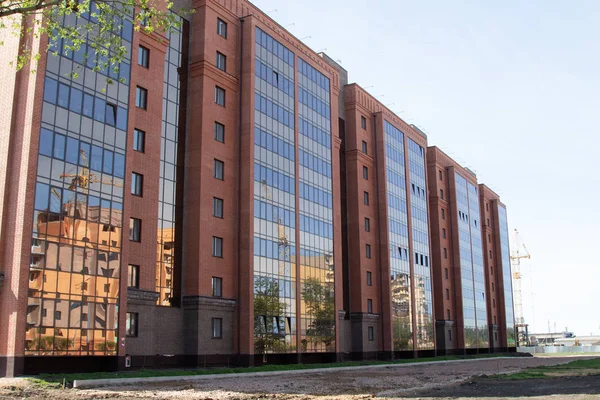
(73, 356), (520, 389)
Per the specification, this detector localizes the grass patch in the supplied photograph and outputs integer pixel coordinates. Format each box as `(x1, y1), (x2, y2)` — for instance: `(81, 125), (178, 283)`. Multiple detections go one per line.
(492, 357), (600, 380)
(29, 353), (509, 385)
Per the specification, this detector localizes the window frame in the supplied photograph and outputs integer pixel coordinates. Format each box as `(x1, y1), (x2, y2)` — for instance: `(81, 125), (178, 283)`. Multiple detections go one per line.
(214, 159), (224, 180)
(365, 243), (371, 259)
(129, 217), (142, 242)
(363, 166), (368, 180)
(216, 51), (227, 72)
(215, 85), (226, 106)
(126, 312), (139, 337)
(361, 140), (368, 154)
(213, 197), (224, 218)
(212, 236), (223, 258)
(361, 115), (367, 129)
(366, 271), (372, 286)
(217, 18), (227, 38)
(212, 317), (223, 338)
(368, 326), (374, 341)
(128, 264), (139, 288)
(133, 128), (145, 152)
(212, 276), (223, 297)
(214, 121), (225, 143)
(367, 298), (373, 313)
(135, 86), (147, 110)
(131, 172), (143, 196)
(364, 217), (370, 232)
(364, 191), (369, 206)
(138, 45), (150, 68)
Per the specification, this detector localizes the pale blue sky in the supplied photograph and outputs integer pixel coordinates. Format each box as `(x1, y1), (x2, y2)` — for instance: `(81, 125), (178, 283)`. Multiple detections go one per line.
(252, 0), (600, 335)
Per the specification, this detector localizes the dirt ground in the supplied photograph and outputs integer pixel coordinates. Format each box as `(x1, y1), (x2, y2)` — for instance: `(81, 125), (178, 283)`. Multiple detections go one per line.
(0, 356), (599, 399)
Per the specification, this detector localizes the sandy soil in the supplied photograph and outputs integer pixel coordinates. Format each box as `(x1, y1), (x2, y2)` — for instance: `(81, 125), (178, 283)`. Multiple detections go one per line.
(0, 356), (598, 399)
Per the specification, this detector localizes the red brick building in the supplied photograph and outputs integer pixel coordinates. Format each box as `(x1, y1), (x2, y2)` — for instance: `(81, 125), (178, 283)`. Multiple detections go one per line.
(0, 0), (514, 377)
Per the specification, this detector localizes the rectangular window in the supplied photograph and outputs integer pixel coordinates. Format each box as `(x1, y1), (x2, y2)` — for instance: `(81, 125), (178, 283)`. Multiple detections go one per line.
(439, 170), (443, 181)
(362, 140), (368, 154)
(443, 248), (447, 259)
(442, 228), (446, 239)
(489, 250), (492, 259)
(131, 172), (143, 196)
(447, 309), (451, 320)
(212, 317), (223, 338)
(216, 51), (226, 71)
(129, 218), (141, 242)
(214, 159), (224, 180)
(486, 203), (489, 212)
(133, 128), (145, 152)
(364, 217), (370, 232)
(214, 122), (225, 143)
(212, 236), (223, 257)
(491, 266), (494, 275)
(128, 264), (139, 288)
(367, 299), (373, 313)
(448, 328), (452, 341)
(444, 268), (448, 280)
(440, 189), (444, 200)
(364, 191), (369, 205)
(492, 282), (495, 292)
(138, 45), (149, 68)
(446, 288), (450, 300)
(212, 276), (223, 297)
(55, 311), (62, 320)
(441, 208), (445, 220)
(217, 18), (227, 38)
(135, 86), (147, 109)
(363, 166), (368, 180)
(366, 271), (372, 286)
(487, 218), (490, 226)
(368, 326), (374, 341)
(105, 103), (117, 126)
(488, 234), (491, 243)
(215, 86), (225, 106)
(126, 312), (138, 337)
(213, 197), (224, 218)
(365, 244), (371, 259)
(361, 115), (367, 129)
(493, 299), (496, 308)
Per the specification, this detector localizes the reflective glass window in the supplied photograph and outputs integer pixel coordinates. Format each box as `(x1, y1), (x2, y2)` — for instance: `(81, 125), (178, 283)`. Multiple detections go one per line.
(133, 129), (145, 152)
(212, 236), (223, 257)
(217, 18), (227, 38)
(138, 46), (149, 68)
(214, 122), (224, 143)
(135, 86), (147, 109)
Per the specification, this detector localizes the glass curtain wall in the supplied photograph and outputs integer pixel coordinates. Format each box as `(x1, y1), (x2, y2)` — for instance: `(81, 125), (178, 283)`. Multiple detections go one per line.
(253, 28), (297, 354)
(498, 205), (516, 346)
(468, 183), (488, 347)
(26, 9), (132, 355)
(407, 139), (434, 350)
(297, 58), (334, 353)
(156, 15), (183, 306)
(384, 121), (412, 351)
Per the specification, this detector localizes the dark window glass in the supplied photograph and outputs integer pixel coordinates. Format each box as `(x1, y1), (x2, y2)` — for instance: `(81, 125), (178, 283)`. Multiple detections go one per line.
(214, 159), (224, 180)
(365, 244), (371, 259)
(69, 87), (82, 113)
(446, 288), (450, 300)
(367, 299), (373, 313)
(444, 248), (447, 259)
(368, 326), (374, 341)
(215, 86), (225, 106)
(364, 217), (370, 232)
(129, 218), (141, 242)
(128, 264), (139, 288)
(43, 77), (58, 104)
(363, 166), (368, 180)
(212, 236), (223, 257)
(138, 45), (149, 68)
(440, 189), (444, 199)
(212, 317), (223, 338)
(131, 172), (143, 196)
(39, 128), (53, 156)
(364, 191), (369, 205)
(105, 103), (117, 126)
(441, 208), (445, 220)
(94, 97), (106, 122)
(133, 129), (145, 152)
(444, 268), (448, 279)
(442, 228), (446, 239)
(217, 18), (227, 38)
(212, 277), (222, 297)
(126, 312), (138, 336)
(57, 83), (70, 108)
(214, 122), (225, 142)
(213, 197), (223, 218)
(439, 170), (443, 181)
(83, 93), (94, 117)
(361, 115), (367, 129)
(366, 271), (372, 286)
(216, 51), (226, 71)
(362, 140), (367, 154)
(135, 86), (147, 109)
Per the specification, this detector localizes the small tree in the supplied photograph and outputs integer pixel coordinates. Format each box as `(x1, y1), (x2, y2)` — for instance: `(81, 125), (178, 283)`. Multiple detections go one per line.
(302, 277), (335, 351)
(253, 276), (287, 354)
(0, 0), (190, 75)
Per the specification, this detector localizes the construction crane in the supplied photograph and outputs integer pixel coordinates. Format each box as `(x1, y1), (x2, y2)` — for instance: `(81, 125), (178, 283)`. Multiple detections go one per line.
(261, 180), (289, 276)
(510, 229), (530, 346)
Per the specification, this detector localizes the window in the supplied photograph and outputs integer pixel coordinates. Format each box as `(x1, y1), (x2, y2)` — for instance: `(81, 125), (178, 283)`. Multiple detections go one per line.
(363, 166), (368, 180)
(439, 170), (443, 181)
(489, 250), (492, 259)
(361, 115), (367, 129)
(443, 248), (447, 259)
(217, 18), (227, 38)
(133, 128), (145, 152)
(367, 299), (373, 313)
(446, 288), (450, 300)
(442, 228), (446, 239)
(440, 189), (444, 200)
(487, 218), (490, 226)
(368, 326), (374, 341)
(131, 172), (143, 196)
(129, 218), (141, 242)
(365, 244), (371, 259)
(362, 140), (368, 154)
(364, 191), (369, 205)
(488, 234), (491, 243)
(444, 268), (448, 280)
(494, 316), (497, 325)
(492, 282), (495, 292)
(448, 329), (452, 341)
(213, 197), (224, 218)
(493, 299), (496, 308)
(212, 277), (223, 297)
(212, 317), (223, 338)
(138, 45), (149, 68)
(491, 266), (494, 275)
(441, 208), (445, 220)
(135, 86), (147, 109)
(486, 203), (489, 212)
(126, 312), (138, 337)
(105, 103), (117, 126)
(216, 51), (226, 71)
(214, 159), (224, 180)
(366, 271), (372, 286)
(55, 311), (62, 320)
(128, 264), (139, 288)
(215, 86), (225, 106)
(447, 309), (450, 320)
(214, 122), (225, 142)
(364, 217), (370, 232)
(212, 236), (223, 257)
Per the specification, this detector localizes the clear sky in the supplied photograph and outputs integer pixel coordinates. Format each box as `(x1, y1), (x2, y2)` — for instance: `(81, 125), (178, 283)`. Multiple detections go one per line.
(252, 0), (600, 336)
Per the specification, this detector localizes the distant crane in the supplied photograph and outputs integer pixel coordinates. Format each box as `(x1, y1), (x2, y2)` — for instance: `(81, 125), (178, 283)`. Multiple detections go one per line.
(261, 180), (290, 276)
(510, 229), (530, 346)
